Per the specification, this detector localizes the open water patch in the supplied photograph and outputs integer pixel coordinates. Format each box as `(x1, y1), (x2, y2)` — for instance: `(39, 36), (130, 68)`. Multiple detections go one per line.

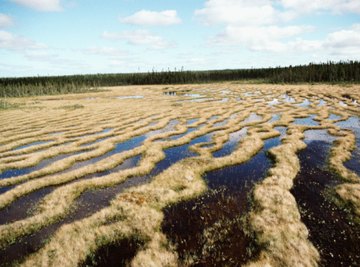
(0, 152), (85, 179)
(117, 96), (144, 99)
(162, 135), (282, 266)
(243, 113), (262, 123)
(328, 114), (342, 121)
(335, 117), (360, 176)
(291, 130), (360, 266)
(213, 128), (248, 158)
(294, 115), (319, 126)
(12, 141), (52, 151)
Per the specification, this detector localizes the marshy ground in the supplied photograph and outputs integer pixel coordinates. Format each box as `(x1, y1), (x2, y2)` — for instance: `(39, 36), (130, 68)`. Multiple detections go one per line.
(0, 83), (359, 267)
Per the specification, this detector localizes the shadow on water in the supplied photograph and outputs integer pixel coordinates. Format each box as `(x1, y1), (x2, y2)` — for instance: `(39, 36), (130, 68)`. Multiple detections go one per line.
(0, 129), (210, 266)
(162, 134), (283, 266)
(291, 130), (360, 266)
(335, 117), (360, 176)
(80, 237), (145, 267)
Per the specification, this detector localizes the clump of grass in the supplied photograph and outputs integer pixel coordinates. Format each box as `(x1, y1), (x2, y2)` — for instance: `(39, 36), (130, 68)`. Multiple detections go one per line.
(58, 104), (84, 110)
(0, 99), (18, 110)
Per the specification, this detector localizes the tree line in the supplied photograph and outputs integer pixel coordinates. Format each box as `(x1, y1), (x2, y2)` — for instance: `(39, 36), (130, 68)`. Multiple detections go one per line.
(1, 61), (359, 97)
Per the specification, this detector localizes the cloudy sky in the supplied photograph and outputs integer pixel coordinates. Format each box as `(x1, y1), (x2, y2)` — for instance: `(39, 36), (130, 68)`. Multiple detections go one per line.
(1, 0), (360, 77)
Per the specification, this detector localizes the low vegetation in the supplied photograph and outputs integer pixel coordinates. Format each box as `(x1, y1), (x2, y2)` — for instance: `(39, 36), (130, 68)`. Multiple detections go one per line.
(0, 83), (359, 266)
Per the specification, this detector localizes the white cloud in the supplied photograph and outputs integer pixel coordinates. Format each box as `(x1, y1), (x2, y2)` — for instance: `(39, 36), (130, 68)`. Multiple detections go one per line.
(280, 0), (360, 15)
(214, 25), (311, 52)
(121, 10), (181, 26)
(213, 23), (360, 55)
(0, 14), (13, 28)
(195, 0), (293, 26)
(323, 24), (360, 55)
(0, 30), (46, 50)
(102, 30), (173, 49)
(11, 0), (62, 12)
(324, 24), (360, 49)
(196, 0), (360, 56)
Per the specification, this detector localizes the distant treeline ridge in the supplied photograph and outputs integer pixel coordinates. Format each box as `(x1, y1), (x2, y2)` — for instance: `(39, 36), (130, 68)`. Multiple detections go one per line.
(1, 61), (359, 97)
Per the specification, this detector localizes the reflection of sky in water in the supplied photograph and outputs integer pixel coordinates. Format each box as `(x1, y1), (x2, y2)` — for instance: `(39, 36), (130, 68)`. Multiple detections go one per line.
(213, 128), (247, 157)
(297, 99), (311, 107)
(84, 155), (142, 179)
(336, 117), (360, 175)
(282, 94), (295, 103)
(244, 113), (262, 123)
(187, 118), (199, 125)
(214, 118), (229, 127)
(117, 95), (144, 99)
(318, 99), (326, 106)
(209, 115), (219, 121)
(268, 99), (280, 106)
(81, 130), (113, 146)
(49, 131), (64, 136)
(144, 119), (179, 139)
(304, 130), (336, 144)
(184, 93), (202, 98)
(101, 128), (112, 134)
(339, 101), (347, 107)
(275, 126), (287, 139)
(221, 90), (230, 95)
(229, 112), (239, 121)
(13, 141), (51, 151)
(336, 117), (360, 133)
(190, 98), (214, 102)
(269, 114), (280, 123)
(328, 114), (342, 121)
(294, 115), (319, 126)
(79, 128), (113, 139)
(59, 134), (147, 174)
(0, 152), (83, 179)
(243, 92), (253, 97)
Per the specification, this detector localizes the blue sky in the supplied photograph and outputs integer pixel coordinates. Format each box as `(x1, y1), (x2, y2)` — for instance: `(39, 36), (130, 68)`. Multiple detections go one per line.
(0, 0), (360, 77)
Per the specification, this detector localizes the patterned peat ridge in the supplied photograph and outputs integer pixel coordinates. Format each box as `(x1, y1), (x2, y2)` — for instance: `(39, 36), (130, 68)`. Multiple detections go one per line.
(0, 83), (359, 267)
(0, 128), (208, 266)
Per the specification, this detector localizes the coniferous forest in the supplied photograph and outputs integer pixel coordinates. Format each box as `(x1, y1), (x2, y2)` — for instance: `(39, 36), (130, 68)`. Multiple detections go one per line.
(1, 61), (359, 97)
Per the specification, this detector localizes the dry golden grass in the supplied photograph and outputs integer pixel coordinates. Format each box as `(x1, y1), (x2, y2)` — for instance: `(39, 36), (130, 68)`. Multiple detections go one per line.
(0, 83), (359, 266)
